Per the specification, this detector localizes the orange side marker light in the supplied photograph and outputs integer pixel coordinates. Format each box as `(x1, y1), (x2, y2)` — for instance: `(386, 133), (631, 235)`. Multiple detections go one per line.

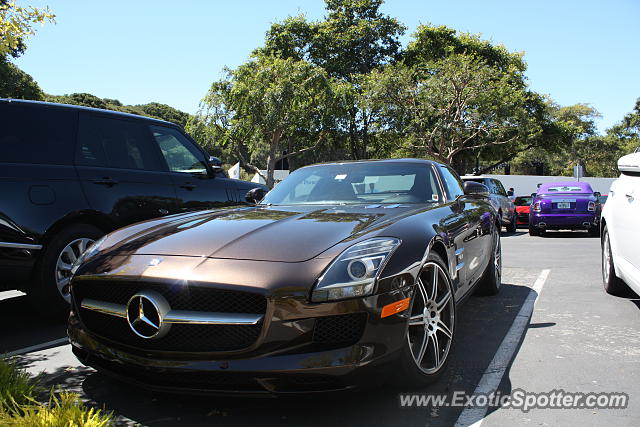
(381, 297), (410, 318)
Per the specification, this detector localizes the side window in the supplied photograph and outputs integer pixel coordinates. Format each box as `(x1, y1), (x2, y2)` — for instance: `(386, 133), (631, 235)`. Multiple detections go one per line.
(0, 104), (77, 165)
(494, 180), (507, 196)
(150, 126), (208, 175)
(76, 114), (163, 171)
(438, 166), (465, 200)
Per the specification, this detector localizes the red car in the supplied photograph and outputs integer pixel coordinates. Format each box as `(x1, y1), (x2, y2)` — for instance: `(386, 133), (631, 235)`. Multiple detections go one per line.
(514, 196), (533, 226)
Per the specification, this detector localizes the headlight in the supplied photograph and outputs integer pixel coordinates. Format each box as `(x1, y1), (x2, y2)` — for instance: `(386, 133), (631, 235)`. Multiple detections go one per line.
(70, 235), (108, 276)
(311, 237), (401, 302)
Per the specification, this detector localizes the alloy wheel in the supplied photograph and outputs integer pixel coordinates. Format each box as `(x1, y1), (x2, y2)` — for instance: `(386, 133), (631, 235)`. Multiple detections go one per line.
(407, 262), (455, 374)
(55, 237), (94, 303)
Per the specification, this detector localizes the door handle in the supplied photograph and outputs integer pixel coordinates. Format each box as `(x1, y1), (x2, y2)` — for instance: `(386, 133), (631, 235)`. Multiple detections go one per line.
(180, 183), (197, 191)
(91, 177), (118, 186)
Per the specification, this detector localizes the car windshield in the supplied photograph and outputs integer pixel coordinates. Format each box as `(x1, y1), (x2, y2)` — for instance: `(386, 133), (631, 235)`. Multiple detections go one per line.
(514, 197), (532, 206)
(261, 162), (442, 205)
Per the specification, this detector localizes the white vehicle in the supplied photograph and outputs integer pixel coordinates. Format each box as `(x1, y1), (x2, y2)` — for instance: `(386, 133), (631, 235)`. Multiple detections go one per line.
(601, 152), (640, 296)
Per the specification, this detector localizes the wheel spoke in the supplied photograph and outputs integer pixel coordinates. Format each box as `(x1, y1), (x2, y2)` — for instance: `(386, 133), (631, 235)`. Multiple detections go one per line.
(62, 246), (77, 263)
(416, 278), (428, 305)
(431, 332), (440, 368)
(408, 315), (425, 326)
(57, 276), (70, 287)
(429, 267), (438, 301)
(57, 260), (73, 272)
(416, 329), (429, 365)
(437, 319), (452, 339)
(77, 239), (88, 254)
(436, 289), (451, 312)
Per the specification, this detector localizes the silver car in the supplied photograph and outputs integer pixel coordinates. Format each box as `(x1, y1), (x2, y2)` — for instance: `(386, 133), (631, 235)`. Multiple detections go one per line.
(461, 176), (517, 233)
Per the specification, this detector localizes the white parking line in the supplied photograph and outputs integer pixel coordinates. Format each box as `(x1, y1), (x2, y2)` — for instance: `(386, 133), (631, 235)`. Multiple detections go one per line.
(455, 269), (551, 427)
(4, 337), (69, 357)
(0, 290), (26, 301)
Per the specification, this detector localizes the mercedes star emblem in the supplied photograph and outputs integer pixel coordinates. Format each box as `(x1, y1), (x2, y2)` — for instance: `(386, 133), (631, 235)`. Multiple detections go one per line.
(126, 290), (171, 339)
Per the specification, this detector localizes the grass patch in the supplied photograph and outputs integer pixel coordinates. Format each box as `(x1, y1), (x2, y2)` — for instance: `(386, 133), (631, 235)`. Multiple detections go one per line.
(0, 357), (113, 426)
(0, 392), (113, 426)
(0, 358), (41, 412)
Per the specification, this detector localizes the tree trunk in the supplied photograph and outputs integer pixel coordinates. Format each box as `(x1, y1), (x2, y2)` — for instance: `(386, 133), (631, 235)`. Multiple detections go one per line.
(266, 131), (282, 189)
(349, 108), (359, 159)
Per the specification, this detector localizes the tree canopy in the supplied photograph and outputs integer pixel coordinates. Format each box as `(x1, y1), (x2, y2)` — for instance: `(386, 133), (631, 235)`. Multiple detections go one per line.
(0, 0), (54, 58)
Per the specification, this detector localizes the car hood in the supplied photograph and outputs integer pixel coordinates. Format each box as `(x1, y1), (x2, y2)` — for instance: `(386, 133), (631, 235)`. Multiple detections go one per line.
(101, 204), (422, 263)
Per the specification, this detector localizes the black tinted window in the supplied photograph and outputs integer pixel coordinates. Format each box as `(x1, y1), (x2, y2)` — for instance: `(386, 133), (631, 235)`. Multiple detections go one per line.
(76, 114), (163, 171)
(439, 166), (465, 199)
(0, 104), (77, 165)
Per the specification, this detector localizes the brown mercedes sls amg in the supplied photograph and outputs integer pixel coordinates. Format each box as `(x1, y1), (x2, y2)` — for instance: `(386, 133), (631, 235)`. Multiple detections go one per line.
(68, 159), (501, 395)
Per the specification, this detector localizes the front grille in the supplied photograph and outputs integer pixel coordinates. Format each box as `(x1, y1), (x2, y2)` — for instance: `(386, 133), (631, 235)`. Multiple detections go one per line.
(313, 313), (367, 348)
(73, 280), (266, 314)
(73, 280), (266, 353)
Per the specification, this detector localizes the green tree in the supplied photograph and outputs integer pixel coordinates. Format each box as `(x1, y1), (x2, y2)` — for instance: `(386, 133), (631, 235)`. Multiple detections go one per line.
(403, 24), (526, 75)
(0, 0), (54, 58)
(258, 0), (406, 159)
(361, 54), (534, 170)
(137, 102), (190, 127)
(192, 55), (336, 188)
(607, 98), (640, 154)
(0, 58), (43, 99)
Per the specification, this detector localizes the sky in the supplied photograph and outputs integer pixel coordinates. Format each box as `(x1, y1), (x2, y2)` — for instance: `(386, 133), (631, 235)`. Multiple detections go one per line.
(12, 0), (640, 133)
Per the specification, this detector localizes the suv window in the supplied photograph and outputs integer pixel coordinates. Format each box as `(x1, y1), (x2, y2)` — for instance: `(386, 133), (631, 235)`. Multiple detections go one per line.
(150, 126), (208, 175)
(493, 179), (508, 196)
(439, 166), (465, 200)
(0, 104), (77, 165)
(76, 114), (163, 171)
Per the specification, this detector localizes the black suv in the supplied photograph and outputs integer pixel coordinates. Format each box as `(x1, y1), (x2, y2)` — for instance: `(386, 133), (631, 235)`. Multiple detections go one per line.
(0, 99), (265, 315)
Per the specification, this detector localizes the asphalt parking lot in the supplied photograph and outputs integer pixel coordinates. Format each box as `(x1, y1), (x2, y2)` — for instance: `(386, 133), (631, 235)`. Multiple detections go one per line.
(2, 231), (639, 426)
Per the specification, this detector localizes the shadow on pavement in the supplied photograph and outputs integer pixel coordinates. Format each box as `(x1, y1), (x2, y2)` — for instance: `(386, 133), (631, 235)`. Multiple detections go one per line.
(15, 282), (540, 426)
(0, 293), (67, 354)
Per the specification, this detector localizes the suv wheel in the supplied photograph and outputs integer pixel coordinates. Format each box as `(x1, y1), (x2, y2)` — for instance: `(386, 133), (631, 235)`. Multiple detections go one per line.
(29, 224), (103, 317)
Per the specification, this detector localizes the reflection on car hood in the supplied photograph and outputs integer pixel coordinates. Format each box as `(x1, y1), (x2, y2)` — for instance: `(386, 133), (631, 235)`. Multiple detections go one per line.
(101, 204), (423, 262)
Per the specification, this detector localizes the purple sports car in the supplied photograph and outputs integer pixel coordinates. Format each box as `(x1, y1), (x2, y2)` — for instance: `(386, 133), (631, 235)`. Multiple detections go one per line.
(529, 181), (600, 237)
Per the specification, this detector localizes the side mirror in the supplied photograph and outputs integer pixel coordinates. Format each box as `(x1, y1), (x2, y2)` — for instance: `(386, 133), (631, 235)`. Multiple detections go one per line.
(208, 156), (223, 174)
(594, 191), (601, 198)
(531, 193), (537, 198)
(246, 187), (266, 204)
(463, 181), (489, 198)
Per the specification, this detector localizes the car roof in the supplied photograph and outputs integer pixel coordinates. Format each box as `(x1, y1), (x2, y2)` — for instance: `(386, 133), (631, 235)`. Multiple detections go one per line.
(0, 98), (176, 126)
(305, 158), (439, 167)
(537, 181), (593, 193)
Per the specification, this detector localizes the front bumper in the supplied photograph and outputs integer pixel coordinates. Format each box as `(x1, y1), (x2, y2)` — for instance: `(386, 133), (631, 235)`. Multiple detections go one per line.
(529, 213), (597, 230)
(68, 285), (413, 395)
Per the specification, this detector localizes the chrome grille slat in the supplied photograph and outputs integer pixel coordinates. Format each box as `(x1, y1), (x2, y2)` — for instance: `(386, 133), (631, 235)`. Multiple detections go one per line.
(80, 298), (263, 325)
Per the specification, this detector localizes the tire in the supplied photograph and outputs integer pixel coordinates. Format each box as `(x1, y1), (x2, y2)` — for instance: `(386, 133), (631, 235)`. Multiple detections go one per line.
(392, 252), (456, 388)
(601, 225), (630, 296)
(29, 224), (103, 318)
(506, 213), (517, 233)
(476, 224), (502, 295)
(528, 226), (539, 236)
(588, 226), (600, 238)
